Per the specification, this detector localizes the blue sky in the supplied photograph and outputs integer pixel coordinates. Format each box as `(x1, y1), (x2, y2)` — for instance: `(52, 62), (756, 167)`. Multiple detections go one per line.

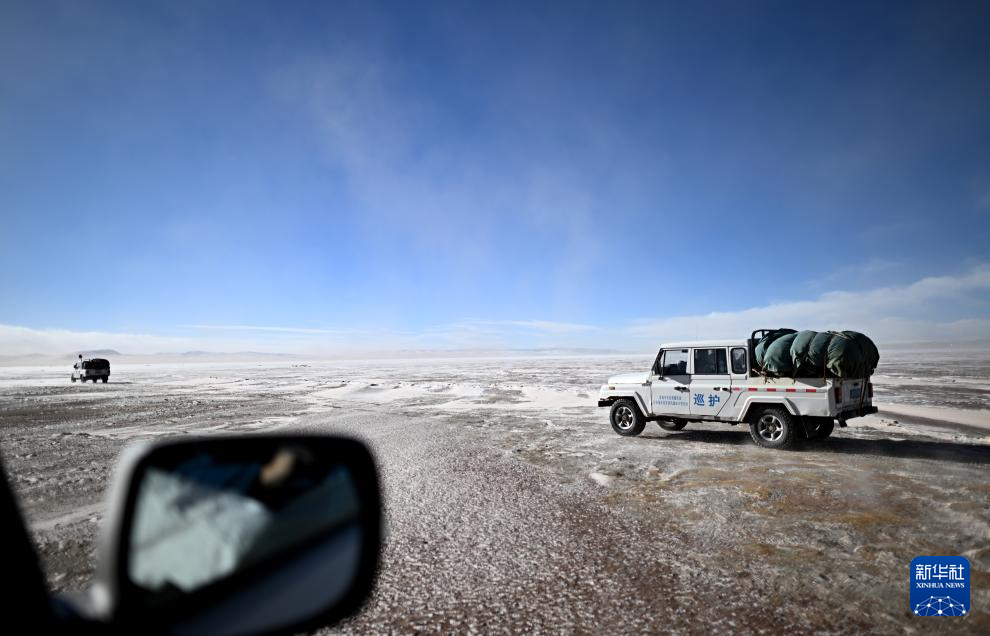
(2, 1), (989, 354)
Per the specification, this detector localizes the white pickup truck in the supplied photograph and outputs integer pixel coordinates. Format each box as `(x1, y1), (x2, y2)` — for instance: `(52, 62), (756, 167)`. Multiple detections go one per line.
(598, 331), (877, 449)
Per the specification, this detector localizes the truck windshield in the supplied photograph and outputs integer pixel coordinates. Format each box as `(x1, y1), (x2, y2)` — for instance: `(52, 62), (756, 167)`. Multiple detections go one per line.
(661, 350), (689, 375)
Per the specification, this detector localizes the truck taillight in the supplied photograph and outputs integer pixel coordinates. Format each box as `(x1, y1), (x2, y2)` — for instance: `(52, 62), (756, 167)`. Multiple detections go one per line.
(868, 382), (873, 398)
(834, 386), (842, 403)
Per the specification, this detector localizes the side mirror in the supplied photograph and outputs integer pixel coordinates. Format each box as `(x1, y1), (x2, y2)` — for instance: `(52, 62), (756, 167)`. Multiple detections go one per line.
(91, 435), (381, 636)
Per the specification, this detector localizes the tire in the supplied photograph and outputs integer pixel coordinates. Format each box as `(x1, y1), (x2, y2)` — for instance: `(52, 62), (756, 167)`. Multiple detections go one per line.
(101, 377), (108, 383)
(71, 376), (76, 383)
(749, 407), (798, 449)
(658, 419), (687, 431)
(610, 399), (646, 437)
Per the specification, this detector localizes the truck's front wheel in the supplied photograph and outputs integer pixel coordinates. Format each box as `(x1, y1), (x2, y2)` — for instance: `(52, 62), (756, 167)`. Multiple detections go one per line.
(749, 407), (798, 449)
(610, 399), (645, 437)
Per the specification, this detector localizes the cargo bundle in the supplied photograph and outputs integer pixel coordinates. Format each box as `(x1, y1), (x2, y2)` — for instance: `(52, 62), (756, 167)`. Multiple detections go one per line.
(754, 329), (879, 379)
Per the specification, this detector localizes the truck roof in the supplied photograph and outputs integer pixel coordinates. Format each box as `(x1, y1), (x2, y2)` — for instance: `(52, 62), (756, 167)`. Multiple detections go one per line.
(659, 340), (746, 349)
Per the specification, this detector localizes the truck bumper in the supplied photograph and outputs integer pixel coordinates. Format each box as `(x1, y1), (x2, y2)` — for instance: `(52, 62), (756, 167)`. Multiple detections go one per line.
(598, 399), (612, 408)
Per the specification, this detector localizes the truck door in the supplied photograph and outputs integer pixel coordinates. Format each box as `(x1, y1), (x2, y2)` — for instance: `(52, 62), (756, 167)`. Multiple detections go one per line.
(688, 347), (731, 417)
(650, 349), (691, 416)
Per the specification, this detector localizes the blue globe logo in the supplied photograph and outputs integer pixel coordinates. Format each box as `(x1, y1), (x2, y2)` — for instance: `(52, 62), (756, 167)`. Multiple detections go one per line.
(913, 596), (967, 616)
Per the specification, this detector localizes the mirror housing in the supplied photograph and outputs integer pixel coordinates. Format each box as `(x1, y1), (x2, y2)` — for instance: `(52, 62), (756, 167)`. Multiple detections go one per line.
(90, 435), (381, 636)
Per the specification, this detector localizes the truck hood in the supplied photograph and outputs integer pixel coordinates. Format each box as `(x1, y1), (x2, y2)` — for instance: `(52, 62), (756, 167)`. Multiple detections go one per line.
(606, 372), (649, 385)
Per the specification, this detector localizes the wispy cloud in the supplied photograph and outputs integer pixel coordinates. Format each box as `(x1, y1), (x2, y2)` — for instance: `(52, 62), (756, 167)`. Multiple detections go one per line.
(266, 44), (625, 289)
(2, 266), (987, 357)
(624, 265), (990, 344)
(186, 324), (360, 335)
(0, 324), (219, 357)
(398, 319), (602, 350)
(456, 320), (599, 334)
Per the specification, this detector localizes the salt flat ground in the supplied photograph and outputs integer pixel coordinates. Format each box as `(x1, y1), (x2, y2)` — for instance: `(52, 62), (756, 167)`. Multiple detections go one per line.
(0, 352), (988, 634)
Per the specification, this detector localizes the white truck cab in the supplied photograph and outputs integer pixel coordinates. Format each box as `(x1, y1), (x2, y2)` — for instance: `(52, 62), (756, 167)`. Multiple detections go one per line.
(598, 333), (877, 449)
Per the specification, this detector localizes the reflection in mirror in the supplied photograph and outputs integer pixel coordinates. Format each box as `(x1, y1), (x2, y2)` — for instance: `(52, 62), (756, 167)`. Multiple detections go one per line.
(128, 443), (361, 599)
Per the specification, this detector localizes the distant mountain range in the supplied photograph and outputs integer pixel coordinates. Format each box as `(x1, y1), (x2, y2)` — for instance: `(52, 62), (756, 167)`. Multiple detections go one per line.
(77, 349), (123, 357)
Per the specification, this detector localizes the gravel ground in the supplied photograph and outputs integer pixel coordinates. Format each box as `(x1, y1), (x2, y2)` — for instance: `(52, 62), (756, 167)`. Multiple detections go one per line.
(1, 357), (988, 634)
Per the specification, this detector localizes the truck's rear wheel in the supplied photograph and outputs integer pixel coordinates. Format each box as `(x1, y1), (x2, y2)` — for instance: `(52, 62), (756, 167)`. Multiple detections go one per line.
(749, 407), (797, 449)
(71, 376), (76, 383)
(658, 419), (687, 431)
(610, 399), (645, 437)
(101, 377), (108, 383)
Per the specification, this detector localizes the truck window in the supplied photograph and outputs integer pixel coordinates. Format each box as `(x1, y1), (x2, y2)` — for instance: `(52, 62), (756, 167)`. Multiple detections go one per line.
(661, 349), (689, 375)
(731, 347), (747, 374)
(693, 348), (727, 374)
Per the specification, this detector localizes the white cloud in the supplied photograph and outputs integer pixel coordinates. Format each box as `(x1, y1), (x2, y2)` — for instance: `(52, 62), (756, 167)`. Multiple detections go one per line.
(266, 50), (619, 286)
(186, 324), (360, 335)
(382, 319), (603, 351)
(0, 319), (597, 357)
(623, 265), (990, 344)
(2, 266), (988, 356)
(456, 320), (599, 334)
(0, 324), (220, 357)
(0, 323), (390, 357)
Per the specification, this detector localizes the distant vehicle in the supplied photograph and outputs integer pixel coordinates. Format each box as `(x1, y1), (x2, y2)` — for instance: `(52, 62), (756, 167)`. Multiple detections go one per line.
(72, 355), (110, 383)
(3, 434), (382, 635)
(598, 329), (878, 449)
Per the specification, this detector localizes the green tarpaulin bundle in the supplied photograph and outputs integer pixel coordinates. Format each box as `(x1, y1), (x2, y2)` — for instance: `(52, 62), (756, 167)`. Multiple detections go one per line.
(763, 332), (798, 376)
(754, 329), (879, 378)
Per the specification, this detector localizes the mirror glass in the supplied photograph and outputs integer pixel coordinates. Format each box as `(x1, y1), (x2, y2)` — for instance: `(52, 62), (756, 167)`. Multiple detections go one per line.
(125, 440), (369, 634)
